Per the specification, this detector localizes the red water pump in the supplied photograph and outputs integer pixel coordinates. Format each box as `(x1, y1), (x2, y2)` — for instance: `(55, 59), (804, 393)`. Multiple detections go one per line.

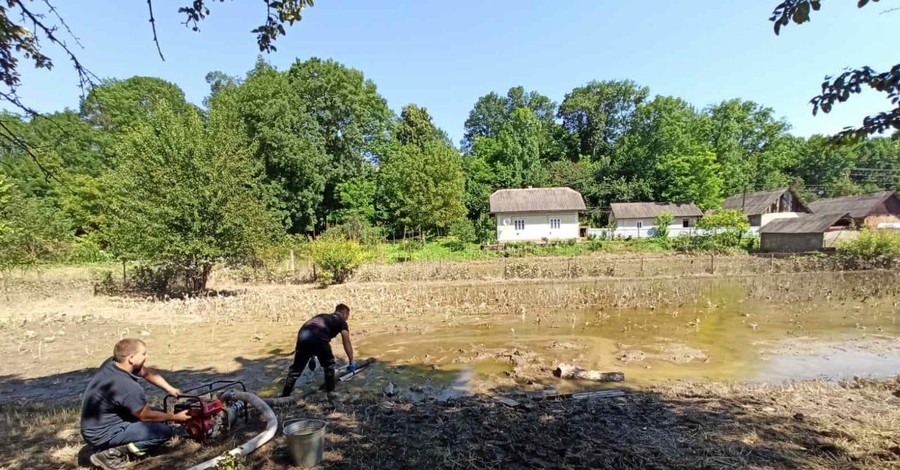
(166, 381), (247, 443)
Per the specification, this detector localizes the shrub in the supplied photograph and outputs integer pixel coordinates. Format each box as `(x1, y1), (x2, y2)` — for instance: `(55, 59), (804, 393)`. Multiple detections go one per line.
(837, 230), (900, 269)
(654, 212), (674, 239)
(448, 219), (477, 251)
(307, 237), (369, 284)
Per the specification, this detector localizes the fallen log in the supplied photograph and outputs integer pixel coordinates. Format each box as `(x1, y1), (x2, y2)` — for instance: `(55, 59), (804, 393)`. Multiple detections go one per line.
(553, 364), (625, 382)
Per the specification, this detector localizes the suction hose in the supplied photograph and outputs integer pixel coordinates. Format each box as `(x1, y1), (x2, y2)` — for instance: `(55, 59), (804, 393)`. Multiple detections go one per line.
(184, 391), (277, 470)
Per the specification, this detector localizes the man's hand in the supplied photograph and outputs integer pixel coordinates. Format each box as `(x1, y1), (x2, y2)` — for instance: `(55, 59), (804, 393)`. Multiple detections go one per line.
(167, 388), (182, 398)
(347, 361), (357, 374)
(172, 409), (191, 423)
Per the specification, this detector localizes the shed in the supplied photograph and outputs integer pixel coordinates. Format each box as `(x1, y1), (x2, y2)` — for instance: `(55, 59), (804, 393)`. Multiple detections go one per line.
(490, 187), (586, 243)
(723, 188), (810, 228)
(807, 191), (900, 227)
(759, 212), (852, 253)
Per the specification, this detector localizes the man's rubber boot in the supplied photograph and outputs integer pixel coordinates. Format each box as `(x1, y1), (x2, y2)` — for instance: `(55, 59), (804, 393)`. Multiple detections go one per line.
(89, 445), (132, 470)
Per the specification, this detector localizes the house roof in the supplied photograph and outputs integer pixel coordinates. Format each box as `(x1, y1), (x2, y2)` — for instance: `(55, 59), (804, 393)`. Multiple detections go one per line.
(760, 212), (851, 234)
(807, 191), (898, 219)
(610, 202), (704, 220)
(489, 187), (586, 214)
(722, 188), (809, 216)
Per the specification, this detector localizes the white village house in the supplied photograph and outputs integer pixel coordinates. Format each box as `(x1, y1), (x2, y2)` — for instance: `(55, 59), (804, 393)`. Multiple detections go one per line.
(489, 187), (586, 243)
(608, 202), (704, 238)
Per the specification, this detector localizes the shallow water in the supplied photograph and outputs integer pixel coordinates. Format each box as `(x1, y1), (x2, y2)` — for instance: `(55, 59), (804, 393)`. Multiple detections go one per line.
(358, 272), (900, 389)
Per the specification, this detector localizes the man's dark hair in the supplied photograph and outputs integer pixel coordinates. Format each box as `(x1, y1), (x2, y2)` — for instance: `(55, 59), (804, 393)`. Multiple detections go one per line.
(113, 338), (146, 362)
(335, 303), (350, 314)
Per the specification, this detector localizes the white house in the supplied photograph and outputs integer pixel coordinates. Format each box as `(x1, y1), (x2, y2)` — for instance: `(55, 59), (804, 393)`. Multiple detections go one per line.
(608, 202), (704, 238)
(490, 187), (586, 243)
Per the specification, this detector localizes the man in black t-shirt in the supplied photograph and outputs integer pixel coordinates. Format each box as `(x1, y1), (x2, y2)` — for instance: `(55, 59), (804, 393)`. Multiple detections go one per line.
(80, 338), (190, 470)
(280, 303), (355, 397)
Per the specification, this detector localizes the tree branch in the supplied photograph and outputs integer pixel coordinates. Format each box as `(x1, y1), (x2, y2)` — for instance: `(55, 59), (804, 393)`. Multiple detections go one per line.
(146, 0), (165, 61)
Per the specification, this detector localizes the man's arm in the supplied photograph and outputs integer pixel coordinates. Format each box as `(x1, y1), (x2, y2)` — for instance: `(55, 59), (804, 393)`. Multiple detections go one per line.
(138, 366), (181, 397)
(340, 330), (354, 363)
(133, 405), (190, 423)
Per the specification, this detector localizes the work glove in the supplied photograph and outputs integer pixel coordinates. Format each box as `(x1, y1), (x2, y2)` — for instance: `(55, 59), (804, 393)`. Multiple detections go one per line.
(347, 361), (358, 373)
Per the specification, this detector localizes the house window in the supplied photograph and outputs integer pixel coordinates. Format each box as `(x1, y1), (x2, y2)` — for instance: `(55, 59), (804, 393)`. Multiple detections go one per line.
(683, 218), (690, 228)
(514, 219), (525, 231)
(637, 221), (643, 229)
(549, 218), (561, 230)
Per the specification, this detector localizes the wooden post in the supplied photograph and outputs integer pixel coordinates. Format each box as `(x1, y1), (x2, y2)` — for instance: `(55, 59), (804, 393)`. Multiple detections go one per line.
(567, 257), (572, 278)
(710, 253), (715, 274)
(289, 249), (296, 274)
(640, 256), (644, 277)
(770, 253), (775, 272)
(122, 260), (127, 287)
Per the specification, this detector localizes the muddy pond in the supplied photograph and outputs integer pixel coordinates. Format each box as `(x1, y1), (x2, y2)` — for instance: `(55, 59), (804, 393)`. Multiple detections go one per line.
(1, 271), (899, 403)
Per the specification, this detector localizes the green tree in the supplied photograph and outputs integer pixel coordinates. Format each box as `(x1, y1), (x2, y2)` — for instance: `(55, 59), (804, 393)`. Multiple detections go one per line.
(657, 148), (724, 210)
(104, 100), (278, 292)
(558, 80), (649, 161)
(0, 175), (72, 271)
(704, 99), (795, 196)
(462, 86), (559, 156)
(770, 0), (900, 140)
(231, 59), (328, 233)
(334, 175), (377, 224)
(378, 105), (466, 234)
(288, 58), (393, 228)
(80, 77), (193, 133)
(476, 108), (548, 189)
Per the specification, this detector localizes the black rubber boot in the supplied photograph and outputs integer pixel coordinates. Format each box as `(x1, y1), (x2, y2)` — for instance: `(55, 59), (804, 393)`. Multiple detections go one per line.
(89, 445), (132, 470)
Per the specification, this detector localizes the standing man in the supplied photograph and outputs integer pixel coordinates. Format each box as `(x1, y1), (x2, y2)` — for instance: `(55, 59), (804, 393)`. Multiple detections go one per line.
(281, 303), (355, 398)
(81, 338), (190, 470)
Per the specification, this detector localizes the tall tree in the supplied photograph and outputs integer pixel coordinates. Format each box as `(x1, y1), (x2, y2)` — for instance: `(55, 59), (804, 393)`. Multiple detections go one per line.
(287, 58), (393, 227)
(231, 60), (328, 234)
(80, 77), (192, 133)
(557, 80), (649, 161)
(378, 105), (466, 234)
(462, 86), (563, 160)
(475, 108), (548, 189)
(705, 99), (795, 196)
(657, 148), (723, 210)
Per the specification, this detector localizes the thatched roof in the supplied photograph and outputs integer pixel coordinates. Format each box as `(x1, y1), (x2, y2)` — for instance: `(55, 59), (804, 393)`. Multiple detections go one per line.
(760, 213), (851, 234)
(722, 188), (809, 216)
(489, 187), (586, 214)
(807, 191), (898, 219)
(610, 202), (703, 220)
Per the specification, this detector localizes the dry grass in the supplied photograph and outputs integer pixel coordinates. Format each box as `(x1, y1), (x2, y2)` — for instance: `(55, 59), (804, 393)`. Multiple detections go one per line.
(1, 379), (898, 469)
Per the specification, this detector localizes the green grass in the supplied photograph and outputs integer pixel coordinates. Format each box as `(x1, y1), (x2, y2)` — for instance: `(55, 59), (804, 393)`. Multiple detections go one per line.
(373, 237), (673, 263)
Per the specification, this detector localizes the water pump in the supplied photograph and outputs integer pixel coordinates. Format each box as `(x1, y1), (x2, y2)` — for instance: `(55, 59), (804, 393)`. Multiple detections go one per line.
(165, 380), (248, 443)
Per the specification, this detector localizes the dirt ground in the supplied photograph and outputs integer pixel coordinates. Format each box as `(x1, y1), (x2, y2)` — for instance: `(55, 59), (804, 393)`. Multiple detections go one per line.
(2, 265), (900, 469)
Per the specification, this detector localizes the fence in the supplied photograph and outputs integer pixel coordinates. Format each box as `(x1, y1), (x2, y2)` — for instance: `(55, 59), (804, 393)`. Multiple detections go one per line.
(586, 227), (758, 240)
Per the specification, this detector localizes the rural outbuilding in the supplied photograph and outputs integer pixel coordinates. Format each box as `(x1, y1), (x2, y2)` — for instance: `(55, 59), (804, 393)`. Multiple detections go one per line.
(723, 187), (810, 229)
(807, 191), (900, 228)
(490, 187), (586, 243)
(759, 212), (852, 253)
(608, 202), (703, 238)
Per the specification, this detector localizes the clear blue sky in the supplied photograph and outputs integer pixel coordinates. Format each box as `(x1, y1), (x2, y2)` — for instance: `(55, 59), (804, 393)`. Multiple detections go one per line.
(15, 1), (900, 145)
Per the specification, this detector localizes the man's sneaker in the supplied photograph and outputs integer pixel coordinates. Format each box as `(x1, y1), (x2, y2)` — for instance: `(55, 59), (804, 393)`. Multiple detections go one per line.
(89, 445), (131, 470)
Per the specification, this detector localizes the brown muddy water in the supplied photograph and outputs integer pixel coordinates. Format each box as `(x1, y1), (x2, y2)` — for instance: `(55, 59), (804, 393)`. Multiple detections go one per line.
(1, 271), (899, 403)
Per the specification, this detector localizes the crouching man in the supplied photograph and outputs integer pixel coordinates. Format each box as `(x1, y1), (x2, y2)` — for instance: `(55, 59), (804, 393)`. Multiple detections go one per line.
(80, 338), (190, 470)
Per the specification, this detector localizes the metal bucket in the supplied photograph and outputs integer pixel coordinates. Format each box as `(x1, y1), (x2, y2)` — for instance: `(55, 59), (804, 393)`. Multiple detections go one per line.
(283, 419), (326, 467)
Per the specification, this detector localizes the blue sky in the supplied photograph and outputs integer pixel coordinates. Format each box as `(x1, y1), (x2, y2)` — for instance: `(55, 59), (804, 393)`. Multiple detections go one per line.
(14, 1), (900, 145)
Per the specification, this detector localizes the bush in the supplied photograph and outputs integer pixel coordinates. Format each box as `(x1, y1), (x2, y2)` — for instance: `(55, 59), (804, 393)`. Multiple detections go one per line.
(654, 212), (674, 239)
(66, 235), (112, 264)
(307, 237), (369, 284)
(837, 230), (900, 268)
(321, 218), (385, 247)
(448, 219), (477, 251)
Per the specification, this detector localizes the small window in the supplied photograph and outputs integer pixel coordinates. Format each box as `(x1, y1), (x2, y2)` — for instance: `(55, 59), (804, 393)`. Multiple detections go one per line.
(514, 219), (525, 231)
(683, 218), (689, 228)
(637, 221), (643, 229)
(549, 218), (561, 230)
